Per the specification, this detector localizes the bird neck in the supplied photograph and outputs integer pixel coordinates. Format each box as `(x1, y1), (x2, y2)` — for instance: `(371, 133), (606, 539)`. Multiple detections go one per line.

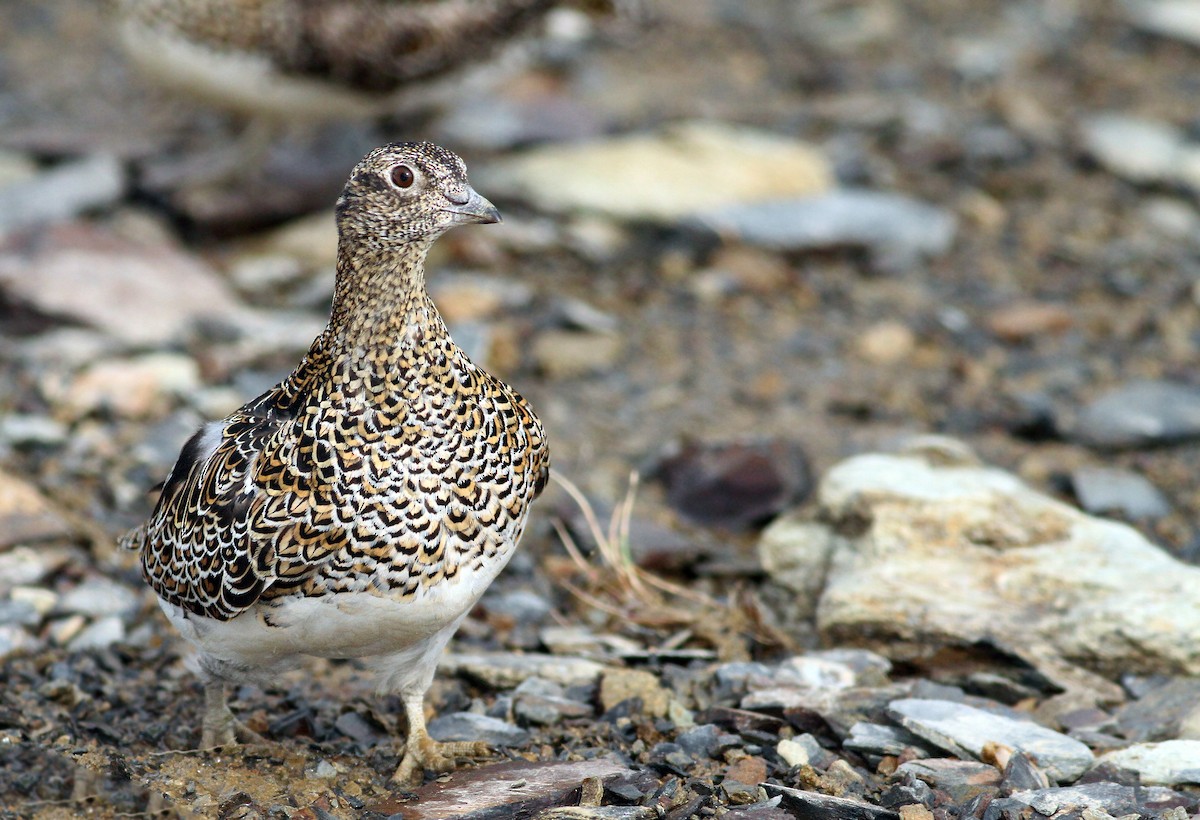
(325, 237), (446, 357)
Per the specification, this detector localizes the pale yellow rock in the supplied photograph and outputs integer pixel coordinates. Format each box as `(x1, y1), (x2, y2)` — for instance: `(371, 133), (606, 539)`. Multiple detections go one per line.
(485, 121), (834, 221)
(857, 321), (916, 364)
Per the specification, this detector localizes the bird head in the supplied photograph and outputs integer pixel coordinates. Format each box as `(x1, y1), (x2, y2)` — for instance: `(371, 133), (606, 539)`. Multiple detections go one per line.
(335, 142), (500, 247)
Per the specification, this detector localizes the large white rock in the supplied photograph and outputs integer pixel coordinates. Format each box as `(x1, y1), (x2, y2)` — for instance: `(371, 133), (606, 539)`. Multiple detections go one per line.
(1095, 740), (1200, 786)
(759, 437), (1200, 678)
(480, 121), (833, 222)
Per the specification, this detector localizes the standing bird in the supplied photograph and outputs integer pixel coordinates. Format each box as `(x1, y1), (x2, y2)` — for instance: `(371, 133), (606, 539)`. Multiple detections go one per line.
(122, 142), (549, 785)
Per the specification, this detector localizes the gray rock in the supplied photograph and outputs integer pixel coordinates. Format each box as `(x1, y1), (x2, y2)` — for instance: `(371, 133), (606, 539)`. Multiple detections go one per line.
(0, 469), (73, 549)
(426, 712), (529, 746)
(697, 190), (957, 266)
(56, 577), (140, 619)
(66, 615), (125, 652)
(1071, 467), (1171, 519)
(0, 154), (124, 236)
(1125, 0), (1200, 48)
(0, 624), (37, 660)
(1115, 677), (1200, 742)
(765, 784), (899, 820)
(998, 781), (1190, 817)
(440, 652), (607, 688)
(845, 722), (936, 757)
(0, 599), (41, 627)
(889, 699), (1093, 782)
(1095, 741), (1200, 786)
(512, 677), (592, 726)
(538, 808), (656, 820)
(481, 590), (552, 623)
(1079, 113), (1200, 188)
(894, 758), (1002, 804)
(675, 724), (740, 759)
(1073, 380), (1200, 449)
(759, 437), (1200, 680)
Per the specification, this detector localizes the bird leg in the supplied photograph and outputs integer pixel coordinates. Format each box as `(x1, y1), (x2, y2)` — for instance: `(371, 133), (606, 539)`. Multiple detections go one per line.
(391, 691), (488, 786)
(200, 680), (267, 748)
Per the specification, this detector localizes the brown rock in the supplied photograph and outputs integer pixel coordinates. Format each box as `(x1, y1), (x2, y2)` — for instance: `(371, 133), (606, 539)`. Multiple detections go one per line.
(599, 668), (670, 717)
(857, 321), (916, 364)
(0, 469), (73, 549)
(986, 301), (1073, 343)
(725, 756), (768, 786)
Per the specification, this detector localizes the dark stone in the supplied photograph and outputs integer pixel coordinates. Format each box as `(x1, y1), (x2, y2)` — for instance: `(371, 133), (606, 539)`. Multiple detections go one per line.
(1115, 677), (1200, 742)
(764, 784), (900, 819)
(895, 758), (1002, 804)
(675, 724), (741, 759)
(999, 751), (1050, 794)
(426, 712), (529, 746)
(1072, 380), (1200, 450)
(878, 778), (935, 811)
(654, 437), (812, 531)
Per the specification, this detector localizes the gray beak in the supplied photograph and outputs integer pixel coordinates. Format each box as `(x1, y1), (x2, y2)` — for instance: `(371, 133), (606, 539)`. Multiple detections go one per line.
(445, 187), (501, 225)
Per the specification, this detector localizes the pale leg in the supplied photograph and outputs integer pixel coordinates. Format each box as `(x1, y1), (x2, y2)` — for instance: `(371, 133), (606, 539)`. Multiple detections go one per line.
(391, 688), (487, 786)
(199, 679), (267, 748)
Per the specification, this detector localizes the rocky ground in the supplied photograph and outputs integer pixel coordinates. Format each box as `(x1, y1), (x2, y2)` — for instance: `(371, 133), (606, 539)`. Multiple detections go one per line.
(3, 0), (1200, 817)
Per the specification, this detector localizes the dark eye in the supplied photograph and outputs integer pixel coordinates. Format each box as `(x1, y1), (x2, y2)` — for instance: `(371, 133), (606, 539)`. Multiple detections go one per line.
(390, 165), (415, 189)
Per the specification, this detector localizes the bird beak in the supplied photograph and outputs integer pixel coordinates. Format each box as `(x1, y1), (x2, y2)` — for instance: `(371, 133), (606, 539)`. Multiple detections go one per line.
(445, 188), (502, 225)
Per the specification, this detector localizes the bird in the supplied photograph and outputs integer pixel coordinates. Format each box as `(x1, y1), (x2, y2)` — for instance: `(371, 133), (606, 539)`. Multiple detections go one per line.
(110, 0), (586, 122)
(121, 141), (549, 786)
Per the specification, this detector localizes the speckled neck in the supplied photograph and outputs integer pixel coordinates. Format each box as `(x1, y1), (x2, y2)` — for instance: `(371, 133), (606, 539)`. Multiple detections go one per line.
(327, 235), (444, 355)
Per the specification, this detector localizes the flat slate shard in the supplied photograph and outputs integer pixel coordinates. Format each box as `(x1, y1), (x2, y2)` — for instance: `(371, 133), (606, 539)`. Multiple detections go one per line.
(764, 784), (900, 820)
(382, 759), (642, 820)
(887, 699), (1093, 783)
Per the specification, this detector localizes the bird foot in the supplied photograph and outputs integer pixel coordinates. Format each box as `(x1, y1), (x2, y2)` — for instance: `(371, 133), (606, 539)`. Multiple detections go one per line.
(201, 709), (268, 748)
(391, 732), (489, 786)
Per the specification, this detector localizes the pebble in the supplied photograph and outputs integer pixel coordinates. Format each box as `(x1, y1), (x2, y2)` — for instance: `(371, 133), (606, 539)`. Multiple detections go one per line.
(994, 782), (1193, 818)
(1125, 0), (1200, 48)
(10, 587), (57, 617)
(697, 190), (957, 267)
(1078, 113), (1200, 189)
(481, 590), (553, 624)
(893, 759), (1001, 804)
(888, 699), (1094, 782)
(512, 677), (593, 726)
(0, 154), (125, 236)
(481, 121), (833, 221)
(985, 302), (1073, 343)
(0, 546), (73, 587)
(845, 723), (936, 758)
(857, 322), (916, 365)
(1072, 380), (1200, 449)
(0, 599), (40, 627)
(66, 615), (126, 652)
(675, 724), (740, 760)
(0, 469), (73, 549)
(426, 712), (529, 747)
(1095, 741), (1200, 786)
(55, 576), (141, 618)
(0, 414), (69, 448)
(58, 353), (201, 420)
(0, 225), (247, 347)
(1115, 677), (1200, 742)
(440, 652), (606, 688)
(599, 668), (670, 717)
(0, 624), (37, 660)
(765, 784), (900, 820)
(1070, 467), (1171, 519)
(532, 330), (622, 378)
(431, 274), (534, 324)
(654, 437), (812, 531)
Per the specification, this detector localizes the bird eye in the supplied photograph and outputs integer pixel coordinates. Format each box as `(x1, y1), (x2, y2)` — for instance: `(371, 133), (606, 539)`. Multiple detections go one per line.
(390, 165), (415, 189)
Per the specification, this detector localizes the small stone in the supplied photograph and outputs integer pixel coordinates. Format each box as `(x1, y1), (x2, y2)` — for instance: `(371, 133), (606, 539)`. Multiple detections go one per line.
(58, 353), (201, 419)
(311, 759), (337, 779)
(896, 806), (933, 820)
(56, 577), (140, 618)
(1126, 0), (1200, 48)
(66, 615), (125, 651)
(482, 590), (552, 624)
(894, 758), (1002, 804)
(725, 756), (767, 787)
(0, 470), (73, 549)
(1078, 114), (1200, 188)
(857, 322), (916, 364)
(426, 713), (529, 746)
(765, 784), (900, 820)
(334, 711), (383, 744)
(0, 625), (37, 660)
(676, 724), (740, 759)
(441, 652), (606, 688)
(889, 699), (1094, 782)
(986, 302), (1073, 343)
(0, 154), (124, 236)
(1073, 380), (1200, 449)
(654, 437), (811, 531)
(845, 723), (935, 757)
(0, 415), (69, 447)
(1001, 750), (1051, 792)
(0, 547), (72, 587)
(1095, 741), (1200, 786)
(1071, 467), (1171, 519)
(599, 669), (670, 718)
(532, 330), (622, 378)
(0, 224), (246, 347)
(513, 677), (592, 726)
(0, 599), (39, 627)
(430, 274), (534, 324)
(9, 587), (57, 617)
(1116, 677), (1200, 742)
(698, 190), (957, 267)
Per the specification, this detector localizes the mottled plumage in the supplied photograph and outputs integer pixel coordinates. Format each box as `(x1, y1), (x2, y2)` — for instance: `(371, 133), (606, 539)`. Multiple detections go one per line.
(112, 0), (566, 119)
(124, 142), (548, 784)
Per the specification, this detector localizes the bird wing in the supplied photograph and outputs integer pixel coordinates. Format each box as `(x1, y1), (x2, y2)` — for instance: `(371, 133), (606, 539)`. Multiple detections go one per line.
(137, 388), (353, 622)
(282, 0), (556, 93)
